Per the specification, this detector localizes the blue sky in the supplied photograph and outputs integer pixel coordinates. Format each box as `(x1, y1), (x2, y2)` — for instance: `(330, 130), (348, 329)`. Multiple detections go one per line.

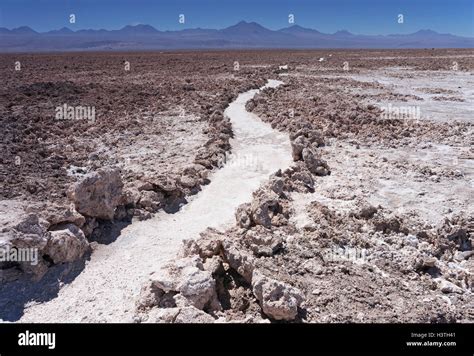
(0, 0), (473, 36)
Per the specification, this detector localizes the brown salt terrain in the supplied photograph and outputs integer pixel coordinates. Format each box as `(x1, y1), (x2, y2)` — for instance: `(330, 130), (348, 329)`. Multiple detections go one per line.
(0, 49), (473, 322)
(0, 51), (267, 320)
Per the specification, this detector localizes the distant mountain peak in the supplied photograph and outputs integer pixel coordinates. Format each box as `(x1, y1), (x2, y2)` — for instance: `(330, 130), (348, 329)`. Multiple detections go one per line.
(412, 29), (439, 36)
(279, 24), (324, 35)
(223, 21), (270, 32)
(288, 24), (305, 29)
(119, 24), (159, 33)
(334, 29), (353, 36)
(47, 27), (74, 34)
(235, 20), (259, 26)
(281, 24), (306, 31)
(11, 26), (37, 34)
(389, 29), (443, 37)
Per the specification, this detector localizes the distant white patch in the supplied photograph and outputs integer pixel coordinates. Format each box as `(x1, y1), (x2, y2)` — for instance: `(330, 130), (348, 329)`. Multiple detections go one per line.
(67, 165), (88, 177)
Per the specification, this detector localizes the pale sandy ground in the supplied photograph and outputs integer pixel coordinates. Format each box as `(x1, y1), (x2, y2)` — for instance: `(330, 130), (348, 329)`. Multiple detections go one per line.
(291, 68), (473, 234)
(291, 140), (473, 229)
(348, 69), (474, 123)
(18, 80), (293, 323)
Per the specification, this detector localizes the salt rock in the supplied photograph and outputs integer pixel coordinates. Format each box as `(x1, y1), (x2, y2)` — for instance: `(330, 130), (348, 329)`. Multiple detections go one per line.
(141, 304), (216, 323)
(250, 190), (280, 228)
(1, 211), (49, 280)
(45, 223), (89, 263)
(235, 203), (252, 229)
(146, 256), (218, 310)
(252, 270), (304, 321)
(138, 190), (164, 211)
(291, 135), (307, 161)
(39, 204), (85, 227)
(67, 167), (123, 220)
(142, 307), (180, 323)
(222, 240), (255, 283)
(268, 177), (285, 197)
(177, 266), (217, 310)
(194, 228), (224, 258)
(438, 279), (464, 294)
(174, 306), (215, 323)
(302, 148), (330, 176)
(179, 229), (223, 259)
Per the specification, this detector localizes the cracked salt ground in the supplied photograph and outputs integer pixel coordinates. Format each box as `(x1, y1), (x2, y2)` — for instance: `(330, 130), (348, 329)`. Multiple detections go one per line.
(18, 80), (293, 323)
(345, 69), (474, 123)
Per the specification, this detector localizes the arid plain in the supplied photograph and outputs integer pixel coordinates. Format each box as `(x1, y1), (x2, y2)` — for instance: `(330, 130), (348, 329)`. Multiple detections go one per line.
(0, 49), (472, 322)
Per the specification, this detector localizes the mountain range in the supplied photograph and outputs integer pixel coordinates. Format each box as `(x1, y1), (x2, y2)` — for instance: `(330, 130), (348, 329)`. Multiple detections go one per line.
(1, 21), (473, 52)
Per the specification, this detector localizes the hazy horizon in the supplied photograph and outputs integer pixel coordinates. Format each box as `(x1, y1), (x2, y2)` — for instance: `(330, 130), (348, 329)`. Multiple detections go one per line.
(3, 20), (473, 38)
(1, 0), (473, 37)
